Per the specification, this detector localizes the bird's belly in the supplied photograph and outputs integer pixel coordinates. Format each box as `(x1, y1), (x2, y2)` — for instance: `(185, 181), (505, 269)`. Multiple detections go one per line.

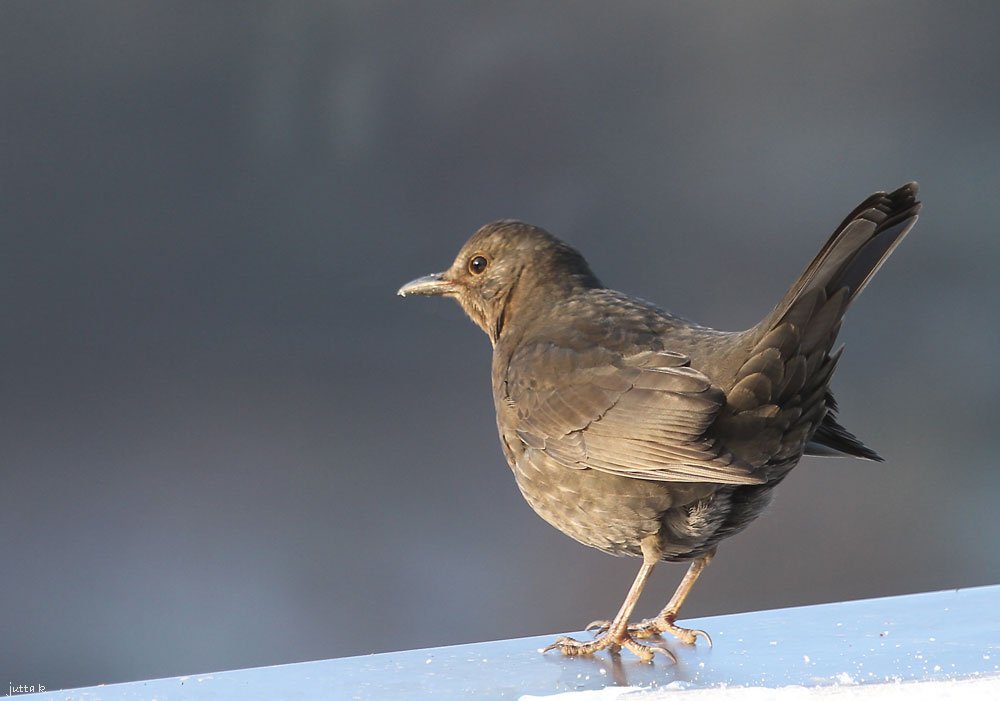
(512, 447), (733, 559)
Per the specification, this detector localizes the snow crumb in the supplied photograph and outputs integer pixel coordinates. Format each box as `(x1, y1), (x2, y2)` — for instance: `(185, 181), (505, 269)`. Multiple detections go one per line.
(835, 673), (857, 685)
(804, 655), (811, 664)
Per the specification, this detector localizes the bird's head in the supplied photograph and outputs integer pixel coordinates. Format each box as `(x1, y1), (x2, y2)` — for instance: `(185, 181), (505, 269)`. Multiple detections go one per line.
(398, 220), (601, 343)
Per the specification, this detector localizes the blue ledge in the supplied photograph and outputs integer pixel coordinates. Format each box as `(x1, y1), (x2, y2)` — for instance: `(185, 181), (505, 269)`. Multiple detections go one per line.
(23, 585), (1000, 700)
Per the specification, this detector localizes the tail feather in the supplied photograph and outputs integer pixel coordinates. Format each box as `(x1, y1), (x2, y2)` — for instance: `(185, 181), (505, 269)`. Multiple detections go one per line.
(765, 182), (921, 337)
(805, 393), (884, 462)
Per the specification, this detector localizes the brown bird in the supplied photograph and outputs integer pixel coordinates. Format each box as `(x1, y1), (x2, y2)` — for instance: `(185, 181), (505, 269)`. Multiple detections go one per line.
(398, 183), (920, 661)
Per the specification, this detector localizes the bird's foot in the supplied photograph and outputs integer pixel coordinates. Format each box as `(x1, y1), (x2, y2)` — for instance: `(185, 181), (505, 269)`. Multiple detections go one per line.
(586, 614), (712, 647)
(543, 626), (675, 663)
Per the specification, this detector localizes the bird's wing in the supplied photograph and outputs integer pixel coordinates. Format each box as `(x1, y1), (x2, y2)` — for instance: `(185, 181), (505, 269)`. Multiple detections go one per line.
(504, 344), (764, 485)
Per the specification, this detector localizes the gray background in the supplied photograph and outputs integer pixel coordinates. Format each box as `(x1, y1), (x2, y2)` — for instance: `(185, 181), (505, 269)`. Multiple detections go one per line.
(3, 1), (998, 692)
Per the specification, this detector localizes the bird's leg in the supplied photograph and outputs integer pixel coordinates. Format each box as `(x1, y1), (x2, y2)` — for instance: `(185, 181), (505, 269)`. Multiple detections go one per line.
(632, 549), (715, 645)
(587, 549), (715, 646)
(544, 537), (674, 662)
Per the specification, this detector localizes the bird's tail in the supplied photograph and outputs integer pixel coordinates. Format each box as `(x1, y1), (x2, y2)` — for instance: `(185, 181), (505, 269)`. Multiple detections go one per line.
(735, 183), (920, 463)
(759, 182), (921, 351)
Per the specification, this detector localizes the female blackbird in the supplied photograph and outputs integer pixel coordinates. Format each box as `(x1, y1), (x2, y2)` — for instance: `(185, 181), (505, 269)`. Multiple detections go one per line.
(398, 183), (919, 661)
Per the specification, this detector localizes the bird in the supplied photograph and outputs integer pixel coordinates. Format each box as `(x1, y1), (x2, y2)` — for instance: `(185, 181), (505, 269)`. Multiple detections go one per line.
(397, 183), (920, 661)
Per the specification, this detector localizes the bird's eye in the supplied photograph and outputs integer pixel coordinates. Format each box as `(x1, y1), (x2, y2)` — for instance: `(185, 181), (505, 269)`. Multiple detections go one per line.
(468, 255), (489, 275)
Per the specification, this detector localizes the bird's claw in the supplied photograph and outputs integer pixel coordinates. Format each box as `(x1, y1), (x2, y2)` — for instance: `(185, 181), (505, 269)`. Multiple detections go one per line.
(668, 624), (712, 647)
(634, 616), (713, 647)
(542, 631), (675, 663)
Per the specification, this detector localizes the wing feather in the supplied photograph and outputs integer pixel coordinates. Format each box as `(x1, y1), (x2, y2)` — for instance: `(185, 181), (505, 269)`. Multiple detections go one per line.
(505, 345), (763, 485)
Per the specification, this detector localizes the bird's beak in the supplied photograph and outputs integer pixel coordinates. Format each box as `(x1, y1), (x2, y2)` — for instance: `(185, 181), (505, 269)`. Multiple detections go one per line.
(397, 272), (456, 297)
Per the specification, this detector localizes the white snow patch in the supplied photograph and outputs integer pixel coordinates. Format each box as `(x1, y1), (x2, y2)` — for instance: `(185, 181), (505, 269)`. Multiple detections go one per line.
(519, 674), (1000, 700)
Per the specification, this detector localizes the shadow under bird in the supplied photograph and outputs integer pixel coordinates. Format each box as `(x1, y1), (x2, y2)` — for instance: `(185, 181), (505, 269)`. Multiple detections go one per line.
(398, 183), (920, 661)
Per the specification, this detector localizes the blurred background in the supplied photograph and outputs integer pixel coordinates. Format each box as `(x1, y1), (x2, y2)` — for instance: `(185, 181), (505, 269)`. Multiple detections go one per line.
(3, 1), (999, 691)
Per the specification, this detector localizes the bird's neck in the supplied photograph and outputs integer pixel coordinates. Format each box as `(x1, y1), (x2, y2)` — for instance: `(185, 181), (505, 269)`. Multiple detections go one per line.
(486, 269), (604, 348)
(487, 283), (517, 347)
